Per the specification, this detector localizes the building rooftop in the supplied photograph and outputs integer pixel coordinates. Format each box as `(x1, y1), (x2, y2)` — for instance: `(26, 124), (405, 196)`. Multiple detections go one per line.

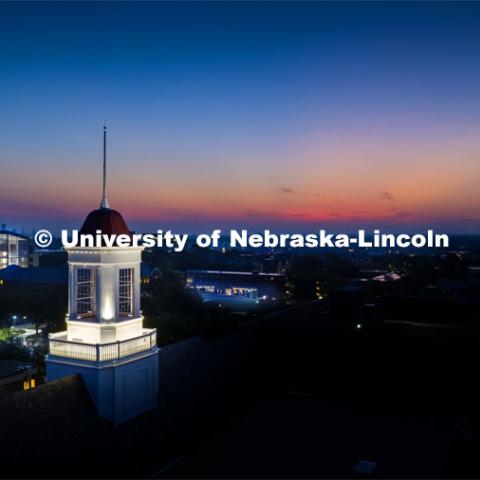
(0, 375), (112, 477)
(0, 264), (68, 284)
(1, 300), (479, 478)
(0, 230), (29, 240)
(0, 359), (34, 379)
(163, 393), (453, 479)
(186, 269), (285, 277)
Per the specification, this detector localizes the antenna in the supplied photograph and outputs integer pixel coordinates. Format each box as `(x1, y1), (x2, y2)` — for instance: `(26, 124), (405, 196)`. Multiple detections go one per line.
(100, 123), (109, 208)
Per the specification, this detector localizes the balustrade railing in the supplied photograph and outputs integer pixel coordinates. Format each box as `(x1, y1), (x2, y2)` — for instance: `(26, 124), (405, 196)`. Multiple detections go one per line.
(49, 329), (157, 362)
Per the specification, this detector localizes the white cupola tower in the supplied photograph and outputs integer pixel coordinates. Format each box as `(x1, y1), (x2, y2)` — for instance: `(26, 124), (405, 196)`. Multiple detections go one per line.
(46, 127), (159, 424)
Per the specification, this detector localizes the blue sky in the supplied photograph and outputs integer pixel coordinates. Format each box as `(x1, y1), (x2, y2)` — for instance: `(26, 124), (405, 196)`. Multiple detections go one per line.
(1, 2), (480, 233)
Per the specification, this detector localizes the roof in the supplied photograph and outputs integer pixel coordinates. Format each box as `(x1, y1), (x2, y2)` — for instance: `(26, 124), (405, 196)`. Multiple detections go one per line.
(0, 299), (472, 478)
(0, 359), (34, 379)
(186, 269), (285, 277)
(163, 394), (453, 478)
(0, 230), (29, 240)
(141, 264), (161, 277)
(0, 264), (68, 284)
(0, 375), (113, 477)
(80, 207), (130, 236)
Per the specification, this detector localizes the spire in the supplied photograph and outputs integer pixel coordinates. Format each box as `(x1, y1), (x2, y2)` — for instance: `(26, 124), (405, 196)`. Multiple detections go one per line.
(100, 123), (110, 209)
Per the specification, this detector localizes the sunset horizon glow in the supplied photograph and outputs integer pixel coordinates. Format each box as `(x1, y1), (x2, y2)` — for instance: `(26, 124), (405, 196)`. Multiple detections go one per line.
(1, 2), (480, 234)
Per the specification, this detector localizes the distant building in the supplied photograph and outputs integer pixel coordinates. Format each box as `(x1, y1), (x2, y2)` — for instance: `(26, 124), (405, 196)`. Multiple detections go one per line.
(0, 230), (29, 269)
(32, 248), (67, 267)
(329, 284), (365, 310)
(185, 269), (286, 310)
(0, 264), (68, 285)
(0, 360), (37, 395)
(140, 263), (162, 284)
(372, 272), (402, 282)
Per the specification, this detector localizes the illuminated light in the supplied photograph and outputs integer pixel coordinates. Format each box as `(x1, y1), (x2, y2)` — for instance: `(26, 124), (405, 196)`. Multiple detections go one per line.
(102, 310), (114, 321)
(356, 324), (362, 329)
(101, 293), (114, 321)
(30, 378), (36, 388)
(23, 380), (30, 390)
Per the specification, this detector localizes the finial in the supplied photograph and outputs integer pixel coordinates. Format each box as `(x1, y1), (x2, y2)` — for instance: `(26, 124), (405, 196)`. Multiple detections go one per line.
(100, 123), (110, 209)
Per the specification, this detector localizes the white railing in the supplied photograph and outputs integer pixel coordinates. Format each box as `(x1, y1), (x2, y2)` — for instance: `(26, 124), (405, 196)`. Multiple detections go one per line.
(49, 329), (157, 362)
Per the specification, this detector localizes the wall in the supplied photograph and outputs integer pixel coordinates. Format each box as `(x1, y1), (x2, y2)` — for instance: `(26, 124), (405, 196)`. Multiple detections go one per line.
(46, 349), (159, 424)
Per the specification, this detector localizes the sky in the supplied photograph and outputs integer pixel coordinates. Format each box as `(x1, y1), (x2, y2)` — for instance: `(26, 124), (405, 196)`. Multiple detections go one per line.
(1, 1), (480, 234)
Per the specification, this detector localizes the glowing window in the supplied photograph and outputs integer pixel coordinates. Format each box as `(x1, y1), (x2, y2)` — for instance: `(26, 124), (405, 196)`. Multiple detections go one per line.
(119, 268), (134, 316)
(77, 268), (96, 317)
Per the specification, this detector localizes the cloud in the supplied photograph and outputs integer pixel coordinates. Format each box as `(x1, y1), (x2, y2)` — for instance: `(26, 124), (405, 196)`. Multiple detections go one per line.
(380, 191), (394, 201)
(391, 211), (413, 218)
(279, 186), (295, 194)
(244, 209), (275, 218)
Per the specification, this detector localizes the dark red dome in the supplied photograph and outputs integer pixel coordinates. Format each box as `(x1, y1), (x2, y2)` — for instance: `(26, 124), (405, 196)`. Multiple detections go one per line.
(80, 208), (131, 236)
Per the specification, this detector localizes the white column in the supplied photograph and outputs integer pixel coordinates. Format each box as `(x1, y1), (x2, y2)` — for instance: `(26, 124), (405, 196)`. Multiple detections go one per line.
(69, 264), (77, 319)
(99, 265), (115, 322)
(134, 264), (141, 317)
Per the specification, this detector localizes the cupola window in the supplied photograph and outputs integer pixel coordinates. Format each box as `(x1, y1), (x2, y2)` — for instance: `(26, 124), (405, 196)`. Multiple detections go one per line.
(119, 268), (134, 316)
(77, 268), (96, 317)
